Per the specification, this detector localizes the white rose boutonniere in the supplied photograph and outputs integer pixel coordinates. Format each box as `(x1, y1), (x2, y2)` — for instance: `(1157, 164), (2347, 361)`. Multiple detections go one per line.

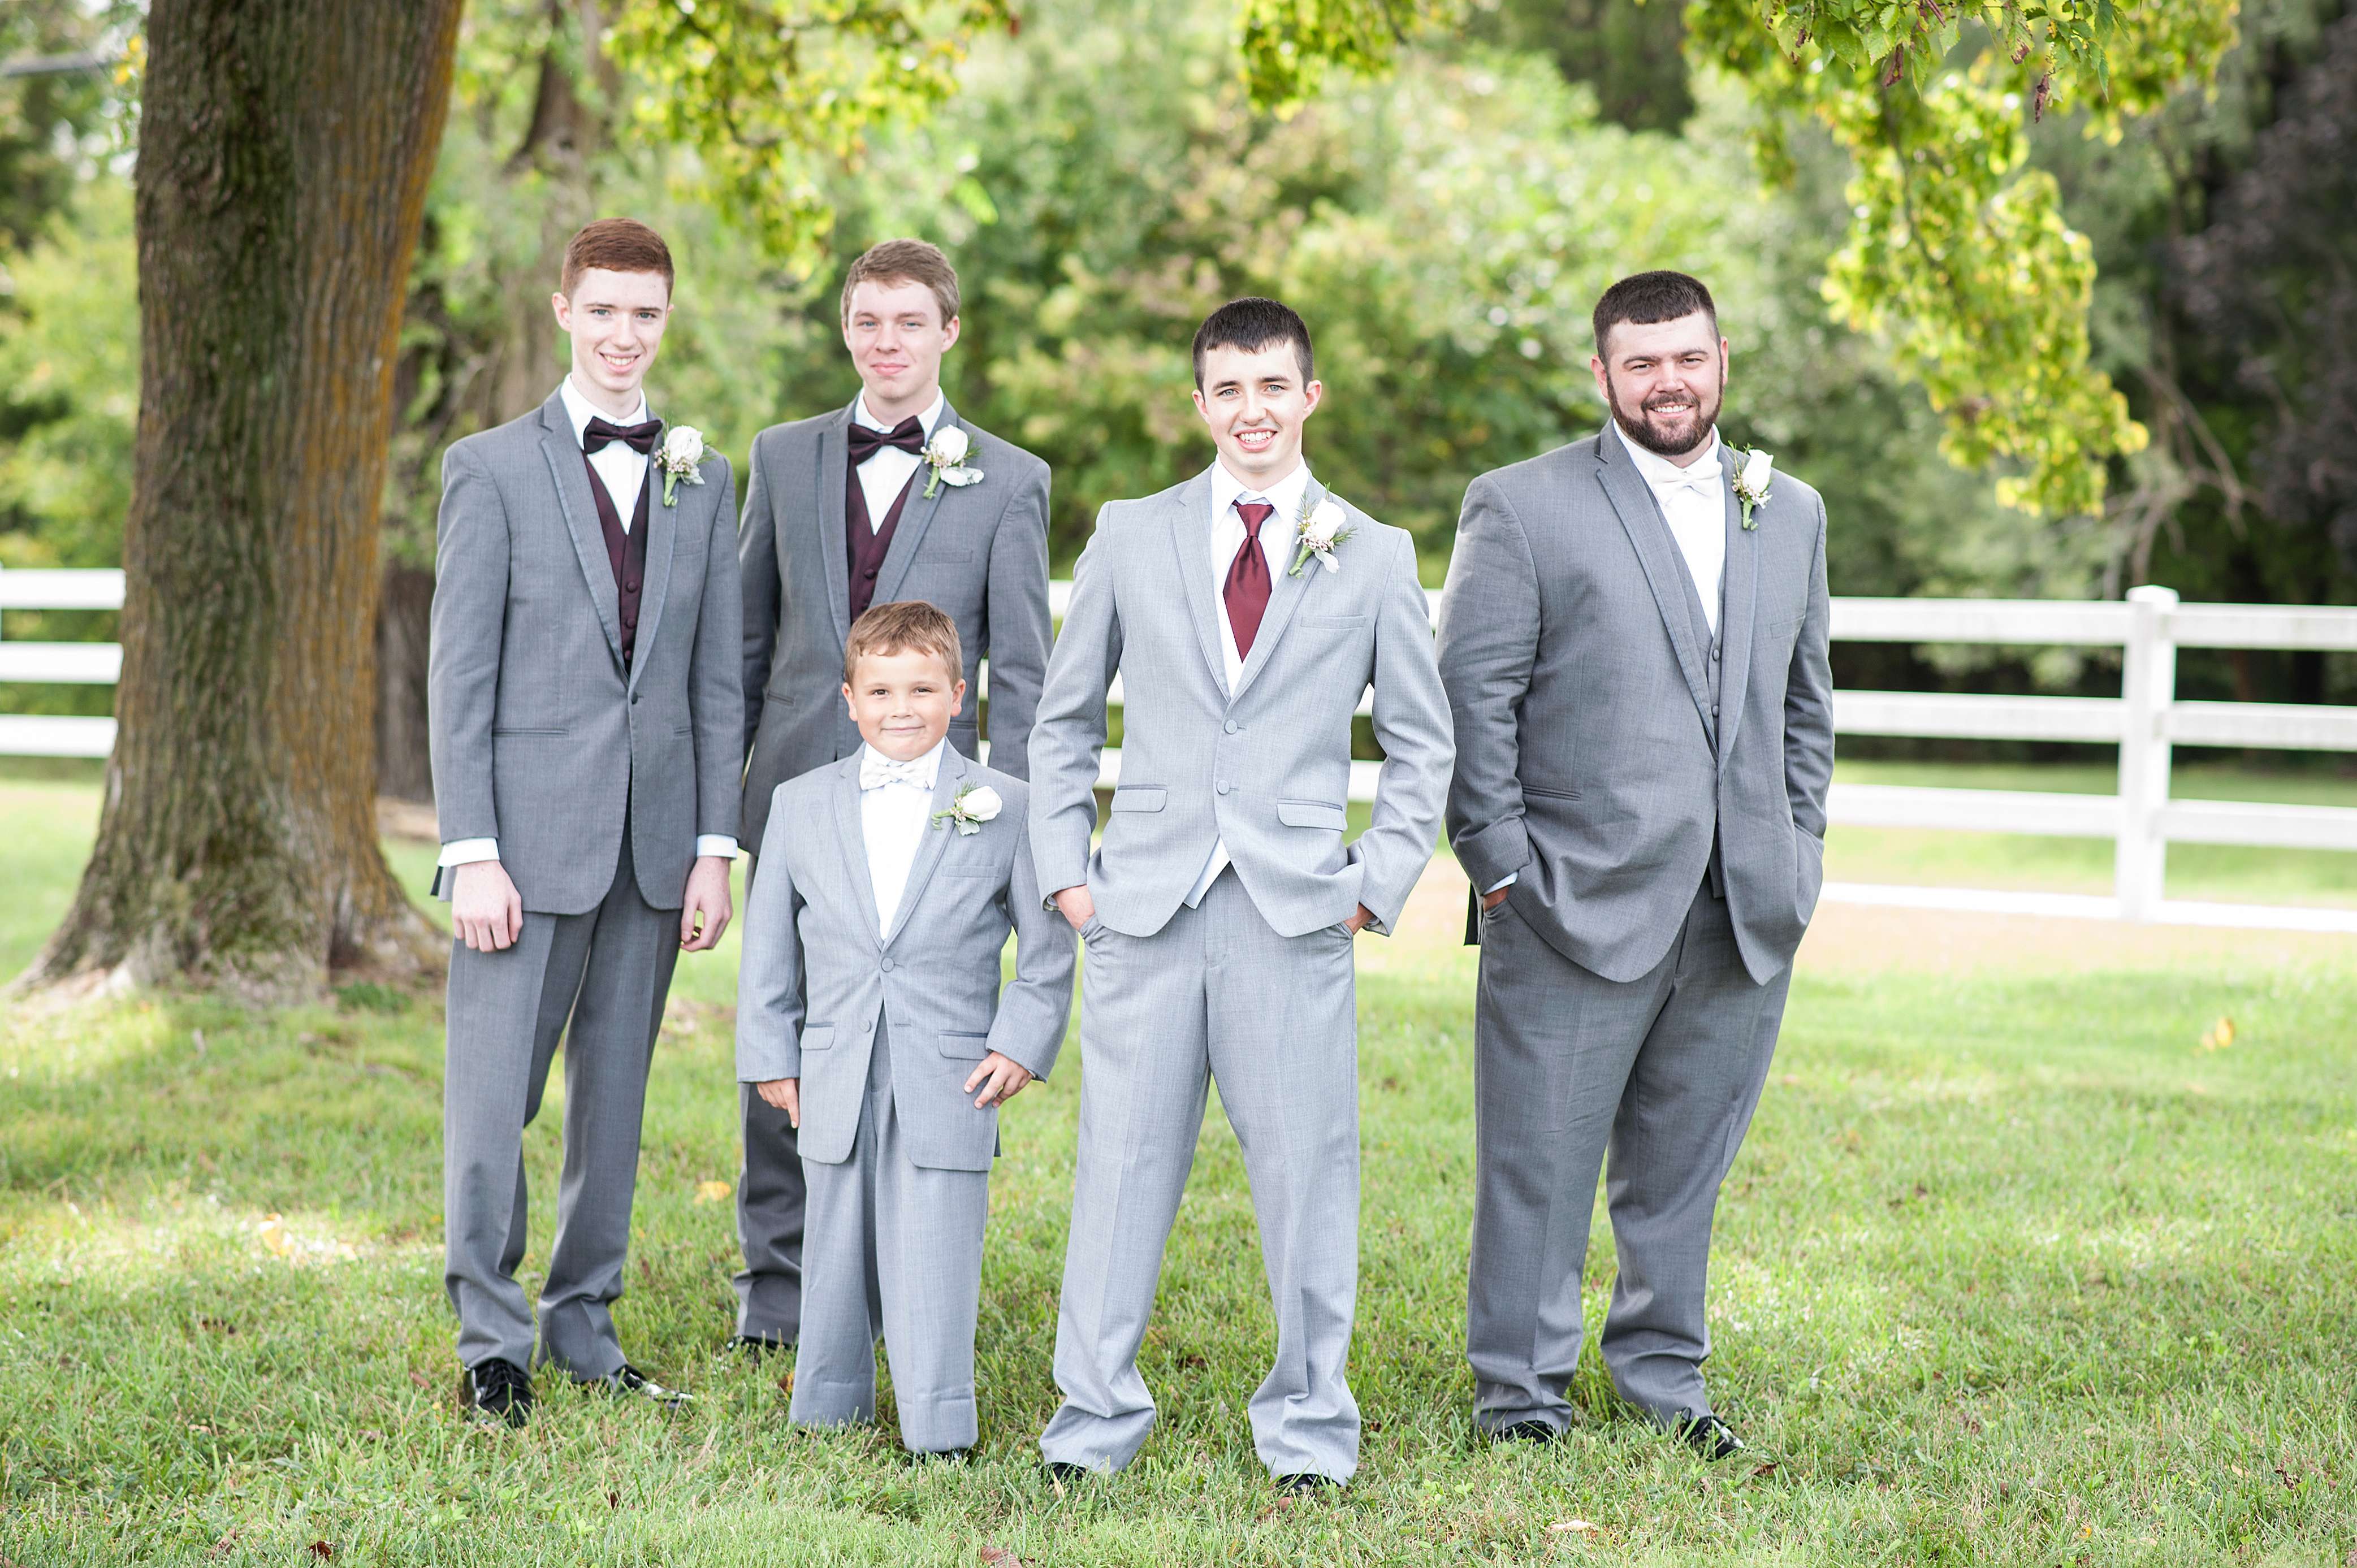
(1287, 496), (1357, 578)
(931, 782), (1002, 836)
(1731, 448), (1775, 530)
(922, 425), (985, 499)
(655, 425), (708, 507)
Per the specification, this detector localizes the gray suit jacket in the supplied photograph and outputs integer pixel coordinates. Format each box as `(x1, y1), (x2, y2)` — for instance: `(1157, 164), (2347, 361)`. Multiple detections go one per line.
(1029, 467), (1455, 940)
(737, 398), (1053, 855)
(735, 749), (1074, 1173)
(427, 388), (742, 915)
(1437, 428), (1835, 985)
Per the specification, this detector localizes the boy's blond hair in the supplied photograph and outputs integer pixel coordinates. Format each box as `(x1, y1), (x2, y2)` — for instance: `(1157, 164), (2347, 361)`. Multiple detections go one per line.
(844, 600), (964, 686)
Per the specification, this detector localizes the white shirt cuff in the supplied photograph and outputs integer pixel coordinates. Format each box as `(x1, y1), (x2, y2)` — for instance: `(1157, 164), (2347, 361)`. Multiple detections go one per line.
(696, 835), (740, 860)
(1484, 872), (1518, 894)
(438, 838), (499, 868)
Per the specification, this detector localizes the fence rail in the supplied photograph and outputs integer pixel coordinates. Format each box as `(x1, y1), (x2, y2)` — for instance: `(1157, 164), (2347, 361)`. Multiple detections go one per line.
(6, 566), (2353, 931)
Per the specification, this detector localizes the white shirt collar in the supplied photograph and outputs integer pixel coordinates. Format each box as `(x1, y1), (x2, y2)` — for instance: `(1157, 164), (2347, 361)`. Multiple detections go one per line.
(559, 376), (651, 449)
(1208, 457), (1312, 530)
(858, 735), (948, 790)
(853, 389), (946, 437)
(1614, 419), (1721, 486)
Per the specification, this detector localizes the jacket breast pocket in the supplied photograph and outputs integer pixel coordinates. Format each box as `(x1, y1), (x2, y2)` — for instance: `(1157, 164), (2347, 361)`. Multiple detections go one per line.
(1299, 614), (1369, 631)
(1277, 799), (1348, 830)
(1110, 786), (1166, 813)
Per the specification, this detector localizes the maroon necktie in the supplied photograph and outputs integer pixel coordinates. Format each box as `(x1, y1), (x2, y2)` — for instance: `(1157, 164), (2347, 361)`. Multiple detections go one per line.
(1226, 500), (1275, 659)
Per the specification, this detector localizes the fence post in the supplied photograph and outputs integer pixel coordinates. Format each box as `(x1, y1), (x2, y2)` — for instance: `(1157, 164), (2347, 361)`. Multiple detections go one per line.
(2114, 584), (2179, 921)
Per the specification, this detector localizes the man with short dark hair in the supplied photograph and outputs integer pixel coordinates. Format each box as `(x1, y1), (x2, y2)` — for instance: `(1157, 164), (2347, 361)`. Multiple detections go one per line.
(729, 238), (1053, 1356)
(1027, 296), (1454, 1491)
(1438, 270), (1834, 1458)
(429, 216), (741, 1425)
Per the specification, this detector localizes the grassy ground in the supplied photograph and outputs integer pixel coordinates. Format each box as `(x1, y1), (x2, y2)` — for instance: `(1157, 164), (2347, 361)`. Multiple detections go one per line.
(2, 773), (2354, 1565)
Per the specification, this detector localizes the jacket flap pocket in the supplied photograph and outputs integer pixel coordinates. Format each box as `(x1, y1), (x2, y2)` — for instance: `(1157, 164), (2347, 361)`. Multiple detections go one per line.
(1110, 786), (1166, 813)
(798, 1024), (837, 1052)
(1277, 799), (1348, 830)
(937, 1030), (992, 1060)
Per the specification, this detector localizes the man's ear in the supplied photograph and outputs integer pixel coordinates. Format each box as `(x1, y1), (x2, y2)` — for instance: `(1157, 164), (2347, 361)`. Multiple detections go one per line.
(1301, 379), (1324, 418)
(551, 291), (573, 331)
(941, 314), (962, 353)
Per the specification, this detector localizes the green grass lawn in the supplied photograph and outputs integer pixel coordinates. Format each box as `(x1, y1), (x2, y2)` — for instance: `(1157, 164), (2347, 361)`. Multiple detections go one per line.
(2, 773), (2354, 1565)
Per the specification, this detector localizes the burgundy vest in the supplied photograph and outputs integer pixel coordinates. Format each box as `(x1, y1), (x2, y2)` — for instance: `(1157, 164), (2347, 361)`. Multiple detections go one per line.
(581, 456), (651, 666)
(846, 458), (919, 625)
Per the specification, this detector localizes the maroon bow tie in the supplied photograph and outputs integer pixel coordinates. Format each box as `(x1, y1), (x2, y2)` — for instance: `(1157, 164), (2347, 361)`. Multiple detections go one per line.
(583, 415), (661, 456)
(848, 417), (927, 465)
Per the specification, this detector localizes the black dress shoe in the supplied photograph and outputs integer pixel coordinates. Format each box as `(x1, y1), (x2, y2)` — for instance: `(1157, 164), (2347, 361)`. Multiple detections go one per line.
(910, 1446), (974, 1465)
(1672, 1410), (1745, 1461)
(1274, 1472), (1340, 1493)
(1042, 1460), (1092, 1485)
(725, 1334), (793, 1360)
(460, 1358), (533, 1428)
(588, 1363), (692, 1409)
(1490, 1420), (1562, 1444)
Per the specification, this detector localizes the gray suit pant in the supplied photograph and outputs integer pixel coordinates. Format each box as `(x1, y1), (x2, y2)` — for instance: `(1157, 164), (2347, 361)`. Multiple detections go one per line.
(733, 848), (805, 1345)
(1467, 881), (1789, 1433)
(1041, 869), (1362, 1482)
(790, 1019), (991, 1454)
(443, 829), (680, 1376)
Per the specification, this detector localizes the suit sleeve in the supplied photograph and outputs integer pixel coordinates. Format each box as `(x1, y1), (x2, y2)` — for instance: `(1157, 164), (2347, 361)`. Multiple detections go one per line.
(1784, 497), (1835, 839)
(1027, 509), (1123, 899)
(693, 460), (745, 844)
(737, 434), (781, 763)
(427, 443), (509, 847)
(1352, 528), (1455, 935)
(987, 803), (1077, 1080)
(979, 460), (1052, 781)
(736, 800), (810, 1082)
(1435, 473), (1542, 891)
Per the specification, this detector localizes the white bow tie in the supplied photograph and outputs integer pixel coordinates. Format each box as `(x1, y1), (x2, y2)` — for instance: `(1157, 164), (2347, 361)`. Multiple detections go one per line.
(860, 753), (935, 791)
(1657, 458), (1723, 495)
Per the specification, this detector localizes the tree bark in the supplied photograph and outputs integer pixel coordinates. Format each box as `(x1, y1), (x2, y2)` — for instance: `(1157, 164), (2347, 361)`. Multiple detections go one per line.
(25, 0), (464, 995)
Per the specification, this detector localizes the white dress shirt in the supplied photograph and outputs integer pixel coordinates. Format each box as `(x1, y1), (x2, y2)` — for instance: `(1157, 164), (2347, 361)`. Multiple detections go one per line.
(1486, 428), (1727, 899)
(1614, 419), (1727, 638)
(560, 375), (651, 535)
(851, 390), (946, 531)
(858, 738), (946, 931)
(1181, 458), (1314, 907)
(438, 377), (738, 870)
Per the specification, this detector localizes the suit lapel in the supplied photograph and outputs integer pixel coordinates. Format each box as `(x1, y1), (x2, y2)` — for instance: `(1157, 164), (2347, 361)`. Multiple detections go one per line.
(536, 392), (625, 670)
(883, 748), (966, 950)
(831, 759), (884, 949)
(871, 400), (957, 608)
(626, 421), (682, 694)
(1593, 431), (1715, 744)
(1166, 469), (1229, 700)
(1227, 475), (1323, 706)
(815, 403), (855, 647)
(1713, 459), (1759, 772)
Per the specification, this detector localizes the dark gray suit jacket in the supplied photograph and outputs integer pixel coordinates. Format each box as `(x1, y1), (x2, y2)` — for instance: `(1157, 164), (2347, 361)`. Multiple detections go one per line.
(737, 398), (1052, 856)
(427, 388), (743, 914)
(1437, 429), (1834, 984)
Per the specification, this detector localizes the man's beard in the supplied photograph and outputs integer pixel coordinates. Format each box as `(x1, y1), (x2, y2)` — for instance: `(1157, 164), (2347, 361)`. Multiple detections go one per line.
(1607, 370), (1723, 458)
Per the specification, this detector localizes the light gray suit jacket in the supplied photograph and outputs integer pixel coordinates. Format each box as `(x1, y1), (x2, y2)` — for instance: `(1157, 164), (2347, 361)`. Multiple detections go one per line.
(427, 388), (742, 915)
(1029, 467), (1455, 940)
(737, 399), (1053, 855)
(735, 750), (1074, 1173)
(1437, 428), (1835, 985)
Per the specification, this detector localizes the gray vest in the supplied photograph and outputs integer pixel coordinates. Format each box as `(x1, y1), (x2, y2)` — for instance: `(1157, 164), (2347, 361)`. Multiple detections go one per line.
(1660, 516), (1728, 898)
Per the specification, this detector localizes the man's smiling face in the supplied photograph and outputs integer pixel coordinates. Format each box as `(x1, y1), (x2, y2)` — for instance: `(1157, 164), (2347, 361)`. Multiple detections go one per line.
(1193, 340), (1322, 484)
(553, 266), (672, 409)
(1591, 310), (1728, 462)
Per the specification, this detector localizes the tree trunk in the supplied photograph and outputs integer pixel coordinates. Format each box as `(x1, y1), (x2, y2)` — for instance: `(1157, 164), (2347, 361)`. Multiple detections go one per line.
(374, 564), (437, 803)
(25, 0), (464, 997)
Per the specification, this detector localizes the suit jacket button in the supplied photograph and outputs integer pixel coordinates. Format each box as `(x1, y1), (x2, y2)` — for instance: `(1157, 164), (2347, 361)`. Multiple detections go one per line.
(864, 1018), (875, 1032)
(1216, 780), (1230, 795)
(880, 956), (896, 973)
(1223, 720), (1239, 734)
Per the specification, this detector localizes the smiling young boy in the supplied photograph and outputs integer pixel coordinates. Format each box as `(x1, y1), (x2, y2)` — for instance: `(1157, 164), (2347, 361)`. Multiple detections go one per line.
(735, 600), (1074, 1457)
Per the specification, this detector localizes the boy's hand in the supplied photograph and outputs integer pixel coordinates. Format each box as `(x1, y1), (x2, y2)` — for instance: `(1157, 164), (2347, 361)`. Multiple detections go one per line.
(452, 860), (524, 952)
(756, 1077), (799, 1126)
(964, 1051), (1033, 1110)
(1052, 885), (1095, 932)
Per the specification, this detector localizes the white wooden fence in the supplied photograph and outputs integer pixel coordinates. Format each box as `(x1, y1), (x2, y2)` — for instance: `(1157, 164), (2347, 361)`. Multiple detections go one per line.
(5, 565), (2354, 932)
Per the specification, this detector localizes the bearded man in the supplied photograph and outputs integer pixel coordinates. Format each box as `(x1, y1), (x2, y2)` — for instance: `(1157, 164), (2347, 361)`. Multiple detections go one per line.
(1435, 270), (1834, 1457)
